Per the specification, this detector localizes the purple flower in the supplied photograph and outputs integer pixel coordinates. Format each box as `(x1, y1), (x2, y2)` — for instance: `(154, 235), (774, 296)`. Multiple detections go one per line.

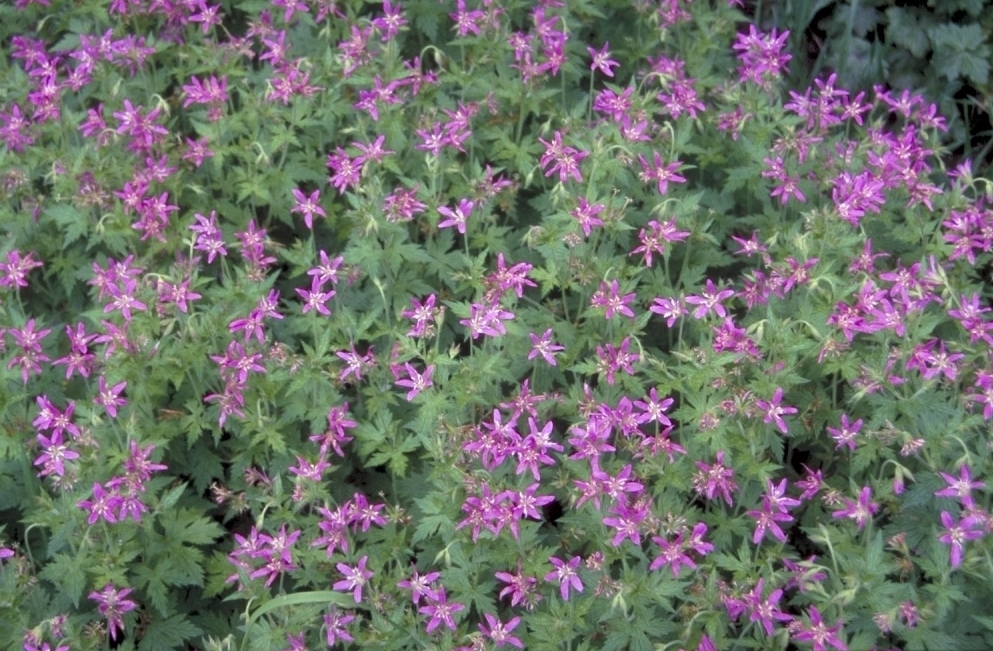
(418, 587), (465, 633)
(479, 613), (524, 648)
(792, 606), (847, 651)
(831, 486), (878, 530)
(334, 555), (373, 603)
(602, 500), (649, 547)
(571, 197), (605, 237)
(95, 376), (128, 418)
(742, 579), (792, 635)
(685, 279), (735, 320)
(437, 198), (474, 234)
(290, 188), (326, 229)
(34, 431), (79, 479)
(397, 568), (441, 604)
(494, 566), (539, 609)
(755, 387), (797, 434)
(544, 556), (583, 600)
(590, 280), (637, 320)
(938, 511), (984, 567)
(935, 464), (986, 509)
(527, 329), (564, 366)
(692, 451), (738, 505)
(88, 583), (138, 641)
(587, 42), (619, 77)
(637, 151), (686, 195)
(396, 363), (434, 401)
(538, 131), (588, 184)
(324, 607), (355, 646)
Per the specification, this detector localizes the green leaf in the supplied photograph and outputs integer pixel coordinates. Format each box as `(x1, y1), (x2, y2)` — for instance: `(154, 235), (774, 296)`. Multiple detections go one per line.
(157, 482), (188, 511)
(39, 553), (86, 607)
(929, 23), (990, 84)
(164, 508), (225, 546)
(138, 614), (202, 651)
(884, 8), (930, 59)
(134, 560), (173, 617)
(43, 203), (89, 249)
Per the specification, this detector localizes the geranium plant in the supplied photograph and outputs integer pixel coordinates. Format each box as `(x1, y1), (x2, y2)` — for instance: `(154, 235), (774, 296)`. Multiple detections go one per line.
(1, 1), (992, 651)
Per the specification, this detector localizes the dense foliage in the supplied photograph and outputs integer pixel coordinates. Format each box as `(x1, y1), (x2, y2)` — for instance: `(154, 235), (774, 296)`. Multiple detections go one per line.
(2, 1), (993, 651)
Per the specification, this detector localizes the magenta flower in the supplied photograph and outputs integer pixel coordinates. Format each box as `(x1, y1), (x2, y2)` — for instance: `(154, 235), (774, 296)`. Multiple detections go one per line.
(685, 278), (735, 320)
(590, 280), (637, 319)
(88, 583), (138, 641)
(826, 414), (862, 451)
(754, 387), (797, 434)
(324, 607), (355, 646)
(397, 568), (441, 604)
(290, 188), (326, 229)
(479, 613), (524, 649)
(740, 579), (793, 635)
(692, 451), (738, 505)
(935, 464), (986, 509)
(296, 278), (335, 315)
(831, 486), (878, 530)
(396, 362), (434, 401)
(418, 587), (465, 633)
(94, 376), (128, 418)
(538, 131), (588, 183)
(792, 606), (847, 651)
(527, 329), (564, 366)
(437, 198), (474, 234)
(587, 42), (619, 77)
(637, 151), (686, 195)
(495, 566), (539, 609)
(571, 197), (605, 237)
(544, 556), (583, 600)
(334, 555), (373, 603)
(34, 430), (79, 479)
(938, 511), (984, 567)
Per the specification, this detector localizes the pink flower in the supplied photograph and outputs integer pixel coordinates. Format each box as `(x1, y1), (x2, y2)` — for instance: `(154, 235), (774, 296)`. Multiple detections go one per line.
(587, 42), (619, 77)
(334, 555), (373, 603)
(938, 511), (984, 567)
(396, 363), (434, 400)
(755, 387), (797, 434)
(88, 584), (138, 641)
(479, 613), (524, 648)
(831, 486), (878, 530)
(826, 414), (862, 452)
(685, 279), (735, 320)
(935, 464), (986, 509)
(528, 329), (564, 365)
(290, 188), (326, 229)
(544, 556), (583, 600)
(437, 198), (474, 234)
(419, 587), (465, 633)
(324, 608), (355, 646)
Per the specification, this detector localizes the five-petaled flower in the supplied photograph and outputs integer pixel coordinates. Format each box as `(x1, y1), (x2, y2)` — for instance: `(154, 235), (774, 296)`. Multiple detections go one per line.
(396, 362), (435, 400)
(88, 583), (138, 641)
(755, 387), (797, 434)
(334, 555), (373, 603)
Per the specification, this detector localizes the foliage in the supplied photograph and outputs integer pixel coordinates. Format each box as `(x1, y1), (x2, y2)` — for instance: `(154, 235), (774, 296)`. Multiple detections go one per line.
(1, 1), (993, 651)
(756, 0), (993, 170)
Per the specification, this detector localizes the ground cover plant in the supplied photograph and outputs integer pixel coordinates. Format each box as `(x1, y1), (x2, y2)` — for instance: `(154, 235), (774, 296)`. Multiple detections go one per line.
(1, 1), (993, 651)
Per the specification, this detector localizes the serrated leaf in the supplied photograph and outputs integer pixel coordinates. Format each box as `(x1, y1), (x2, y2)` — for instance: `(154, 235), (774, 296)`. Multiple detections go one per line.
(885, 8), (930, 58)
(157, 482), (187, 511)
(165, 508), (224, 546)
(138, 614), (202, 651)
(134, 561), (173, 617)
(39, 553), (86, 607)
